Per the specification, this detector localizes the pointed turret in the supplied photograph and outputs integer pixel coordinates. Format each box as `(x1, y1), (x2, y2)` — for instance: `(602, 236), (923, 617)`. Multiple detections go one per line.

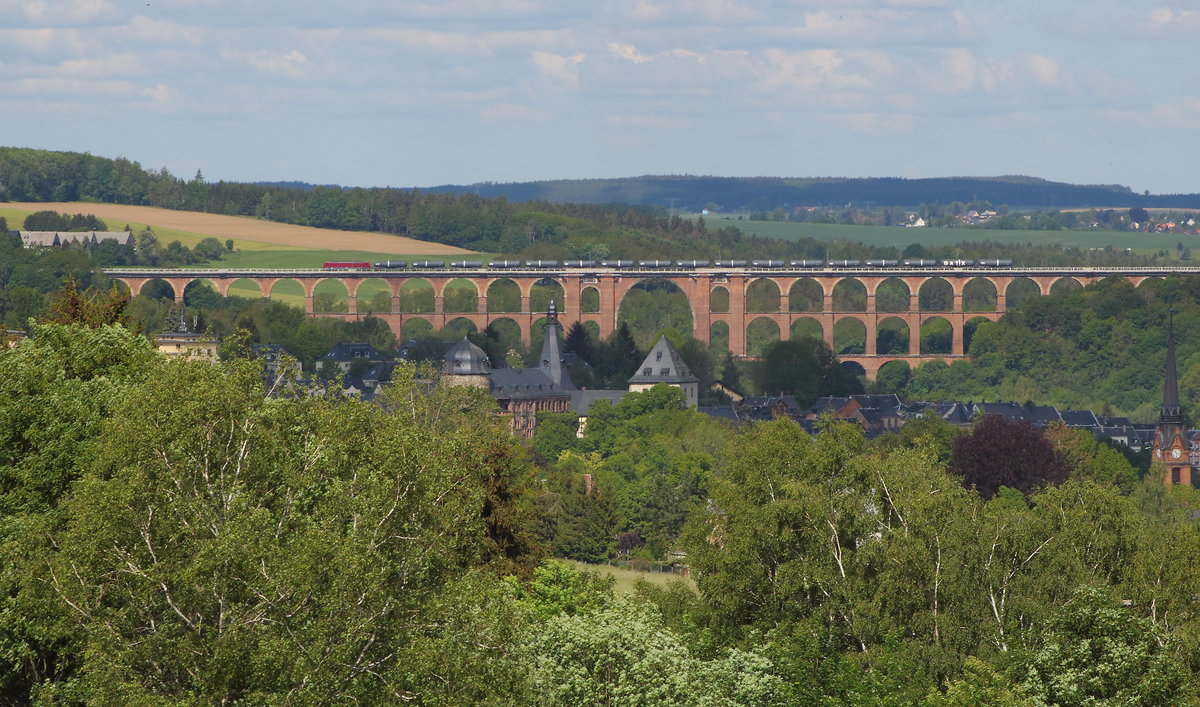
(537, 300), (574, 390)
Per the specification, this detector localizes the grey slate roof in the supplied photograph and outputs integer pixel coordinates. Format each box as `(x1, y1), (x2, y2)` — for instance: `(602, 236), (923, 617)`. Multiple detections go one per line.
(488, 368), (572, 400)
(20, 231), (133, 248)
(627, 336), (699, 385)
(442, 337), (490, 375)
(698, 405), (740, 422)
(572, 390), (628, 414)
(1060, 409), (1100, 427)
(322, 342), (380, 363)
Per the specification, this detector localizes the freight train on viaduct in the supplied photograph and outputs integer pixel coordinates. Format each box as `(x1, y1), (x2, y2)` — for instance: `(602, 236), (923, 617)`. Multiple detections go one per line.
(104, 263), (1198, 378)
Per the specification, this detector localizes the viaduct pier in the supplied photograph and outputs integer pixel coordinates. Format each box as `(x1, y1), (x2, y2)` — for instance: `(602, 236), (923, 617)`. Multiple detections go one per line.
(104, 265), (1197, 377)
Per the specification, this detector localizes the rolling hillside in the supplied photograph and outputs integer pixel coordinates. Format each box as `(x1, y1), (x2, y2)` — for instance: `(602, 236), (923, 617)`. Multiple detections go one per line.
(4, 202), (474, 256)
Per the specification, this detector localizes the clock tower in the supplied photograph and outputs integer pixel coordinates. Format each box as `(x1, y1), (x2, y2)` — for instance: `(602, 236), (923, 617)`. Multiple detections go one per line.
(1153, 310), (1195, 487)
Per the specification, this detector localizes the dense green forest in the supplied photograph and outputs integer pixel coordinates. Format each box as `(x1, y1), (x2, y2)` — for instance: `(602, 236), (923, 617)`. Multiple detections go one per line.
(899, 276), (1200, 423)
(4, 313), (1200, 703)
(406, 175), (1200, 211)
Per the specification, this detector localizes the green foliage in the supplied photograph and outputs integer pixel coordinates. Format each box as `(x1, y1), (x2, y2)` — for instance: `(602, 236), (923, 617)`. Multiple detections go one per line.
(22, 210), (108, 232)
(903, 276), (1200, 423)
(1019, 586), (1189, 705)
(504, 559), (614, 619)
(521, 598), (790, 706)
(751, 338), (864, 402)
(0, 335), (545, 702)
(192, 236), (226, 260)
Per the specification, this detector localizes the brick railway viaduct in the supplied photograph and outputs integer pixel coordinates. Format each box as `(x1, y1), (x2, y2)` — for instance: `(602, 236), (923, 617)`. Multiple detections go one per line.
(104, 266), (1199, 378)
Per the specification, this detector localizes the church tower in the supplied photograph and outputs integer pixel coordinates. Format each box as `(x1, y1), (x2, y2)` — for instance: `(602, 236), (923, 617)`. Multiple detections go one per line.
(1153, 309), (1195, 487)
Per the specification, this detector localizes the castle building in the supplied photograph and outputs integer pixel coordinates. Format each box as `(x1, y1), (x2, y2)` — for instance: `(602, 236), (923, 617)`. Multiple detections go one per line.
(440, 304), (707, 436)
(1153, 312), (1197, 487)
(440, 302), (575, 437)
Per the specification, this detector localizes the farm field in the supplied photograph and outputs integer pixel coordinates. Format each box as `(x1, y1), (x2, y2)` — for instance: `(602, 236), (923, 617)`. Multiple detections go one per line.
(700, 214), (1193, 252)
(3, 202), (476, 255)
(564, 560), (694, 594)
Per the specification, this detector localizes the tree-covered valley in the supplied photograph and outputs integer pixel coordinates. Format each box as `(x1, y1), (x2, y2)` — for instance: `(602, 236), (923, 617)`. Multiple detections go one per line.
(4, 312), (1200, 703)
(8, 150), (1200, 702)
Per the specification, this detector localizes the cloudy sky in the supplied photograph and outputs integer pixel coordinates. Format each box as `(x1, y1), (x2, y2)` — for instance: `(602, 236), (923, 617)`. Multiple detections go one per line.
(3, 0), (1197, 193)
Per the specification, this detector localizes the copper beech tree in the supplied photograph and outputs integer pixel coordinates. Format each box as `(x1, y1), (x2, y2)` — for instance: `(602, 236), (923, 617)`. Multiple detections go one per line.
(949, 414), (1069, 499)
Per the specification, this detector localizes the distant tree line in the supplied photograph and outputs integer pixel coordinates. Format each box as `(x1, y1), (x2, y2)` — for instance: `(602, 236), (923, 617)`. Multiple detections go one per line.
(4, 147), (1199, 265)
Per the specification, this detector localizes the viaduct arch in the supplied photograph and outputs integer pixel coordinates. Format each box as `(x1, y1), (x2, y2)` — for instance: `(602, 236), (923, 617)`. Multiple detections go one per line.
(106, 266), (1181, 377)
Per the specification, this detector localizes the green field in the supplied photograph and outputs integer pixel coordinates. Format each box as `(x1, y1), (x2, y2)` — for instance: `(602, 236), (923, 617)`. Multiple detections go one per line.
(700, 213), (1195, 252)
(565, 560), (694, 594)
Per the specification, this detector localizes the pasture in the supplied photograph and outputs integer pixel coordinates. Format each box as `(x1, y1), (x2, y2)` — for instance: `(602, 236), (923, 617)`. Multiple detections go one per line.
(700, 213), (1194, 252)
(564, 560), (694, 594)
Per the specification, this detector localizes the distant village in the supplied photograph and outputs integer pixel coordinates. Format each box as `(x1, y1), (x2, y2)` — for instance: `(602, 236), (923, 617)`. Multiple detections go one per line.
(136, 302), (1178, 467)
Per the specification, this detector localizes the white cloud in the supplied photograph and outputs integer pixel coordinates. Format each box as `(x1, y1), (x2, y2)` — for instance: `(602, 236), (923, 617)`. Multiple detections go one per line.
(756, 48), (884, 94)
(609, 43), (649, 64)
(141, 82), (178, 104)
(1145, 6), (1200, 30)
(930, 48), (1011, 94)
(217, 48), (340, 81)
(531, 51), (586, 88)
(1022, 53), (1062, 88)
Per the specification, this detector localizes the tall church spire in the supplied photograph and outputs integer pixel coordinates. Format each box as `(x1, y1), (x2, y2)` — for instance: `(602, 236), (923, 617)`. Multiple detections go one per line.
(538, 300), (574, 390)
(1162, 308), (1181, 423)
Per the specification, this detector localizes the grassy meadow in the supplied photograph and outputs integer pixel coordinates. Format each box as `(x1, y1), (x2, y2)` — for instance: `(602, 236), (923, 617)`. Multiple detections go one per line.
(699, 213), (1195, 253)
(564, 560), (694, 594)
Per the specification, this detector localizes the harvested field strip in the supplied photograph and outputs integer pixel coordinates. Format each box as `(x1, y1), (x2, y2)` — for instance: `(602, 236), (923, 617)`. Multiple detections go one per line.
(4, 202), (476, 255)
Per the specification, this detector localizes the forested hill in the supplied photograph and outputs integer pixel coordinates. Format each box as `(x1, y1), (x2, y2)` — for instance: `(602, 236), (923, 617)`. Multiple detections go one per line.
(0, 146), (1193, 263)
(425, 175), (1200, 211)
(5, 146), (1200, 217)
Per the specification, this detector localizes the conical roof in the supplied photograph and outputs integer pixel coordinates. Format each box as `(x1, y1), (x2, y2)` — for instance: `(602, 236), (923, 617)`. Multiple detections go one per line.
(442, 337), (490, 375)
(628, 335), (699, 385)
(537, 300), (574, 390)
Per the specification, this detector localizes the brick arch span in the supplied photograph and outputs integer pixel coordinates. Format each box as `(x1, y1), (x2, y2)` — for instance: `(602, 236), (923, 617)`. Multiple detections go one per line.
(103, 267), (1185, 374)
(612, 274), (705, 338)
(113, 275), (193, 302)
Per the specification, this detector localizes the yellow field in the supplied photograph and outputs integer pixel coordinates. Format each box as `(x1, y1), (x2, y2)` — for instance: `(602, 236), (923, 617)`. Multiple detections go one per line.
(3, 202), (474, 255)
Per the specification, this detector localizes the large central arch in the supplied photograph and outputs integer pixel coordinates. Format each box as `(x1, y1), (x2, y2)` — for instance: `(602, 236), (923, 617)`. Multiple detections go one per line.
(618, 278), (695, 349)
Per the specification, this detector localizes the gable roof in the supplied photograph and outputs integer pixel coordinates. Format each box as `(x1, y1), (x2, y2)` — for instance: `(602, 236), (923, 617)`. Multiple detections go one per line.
(20, 231), (132, 248)
(322, 342), (381, 362)
(627, 335), (699, 385)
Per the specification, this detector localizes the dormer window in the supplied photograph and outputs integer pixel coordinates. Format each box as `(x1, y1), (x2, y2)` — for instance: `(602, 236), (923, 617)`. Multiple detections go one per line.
(643, 367), (652, 376)
(655, 351), (662, 361)
(661, 368), (670, 375)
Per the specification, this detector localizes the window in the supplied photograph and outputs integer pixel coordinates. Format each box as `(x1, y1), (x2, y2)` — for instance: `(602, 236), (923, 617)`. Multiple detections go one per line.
(661, 368), (670, 375)
(656, 351), (662, 361)
(643, 367), (652, 375)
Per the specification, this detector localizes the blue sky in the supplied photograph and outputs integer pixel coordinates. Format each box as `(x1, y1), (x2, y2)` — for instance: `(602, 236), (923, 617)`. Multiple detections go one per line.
(3, 0), (1198, 194)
